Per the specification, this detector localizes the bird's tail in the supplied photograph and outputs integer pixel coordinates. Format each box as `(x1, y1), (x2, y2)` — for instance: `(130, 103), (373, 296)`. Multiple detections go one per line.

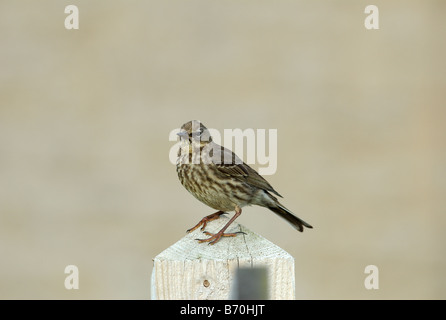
(268, 203), (313, 232)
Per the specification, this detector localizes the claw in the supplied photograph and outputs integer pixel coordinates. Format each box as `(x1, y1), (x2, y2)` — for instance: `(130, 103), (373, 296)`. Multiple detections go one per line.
(197, 231), (245, 245)
(192, 205), (243, 245)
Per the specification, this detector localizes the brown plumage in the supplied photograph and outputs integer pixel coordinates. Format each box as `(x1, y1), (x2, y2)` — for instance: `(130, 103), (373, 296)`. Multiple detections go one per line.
(176, 120), (312, 244)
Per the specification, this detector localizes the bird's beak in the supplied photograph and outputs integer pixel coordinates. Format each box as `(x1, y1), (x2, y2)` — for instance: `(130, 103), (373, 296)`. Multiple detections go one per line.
(177, 131), (189, 139)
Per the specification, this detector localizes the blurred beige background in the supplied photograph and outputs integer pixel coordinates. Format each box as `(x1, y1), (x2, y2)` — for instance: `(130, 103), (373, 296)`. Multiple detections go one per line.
(0, 0), (445, 299)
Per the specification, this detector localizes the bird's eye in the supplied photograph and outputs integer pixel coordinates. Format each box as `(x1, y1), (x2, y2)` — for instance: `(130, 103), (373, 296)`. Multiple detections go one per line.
(193, 128), (203, 137)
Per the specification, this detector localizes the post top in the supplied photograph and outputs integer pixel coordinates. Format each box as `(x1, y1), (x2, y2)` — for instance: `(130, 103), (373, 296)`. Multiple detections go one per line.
(154, 215), (294, 262)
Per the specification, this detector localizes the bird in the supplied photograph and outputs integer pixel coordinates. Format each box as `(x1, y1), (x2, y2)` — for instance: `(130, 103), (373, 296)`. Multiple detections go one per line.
(176, 120), (312, 245)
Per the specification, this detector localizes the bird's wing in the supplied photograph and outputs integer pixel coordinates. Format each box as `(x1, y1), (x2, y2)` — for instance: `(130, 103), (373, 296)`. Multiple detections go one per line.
(209, 143), (282, 197)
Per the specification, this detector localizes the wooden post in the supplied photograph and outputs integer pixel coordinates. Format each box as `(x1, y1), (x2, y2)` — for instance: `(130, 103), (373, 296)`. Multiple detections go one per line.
(151, 215), (295, 300)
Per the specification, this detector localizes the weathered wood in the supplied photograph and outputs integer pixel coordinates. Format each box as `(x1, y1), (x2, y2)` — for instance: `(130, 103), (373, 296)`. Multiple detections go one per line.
(151, 215), (295, 300)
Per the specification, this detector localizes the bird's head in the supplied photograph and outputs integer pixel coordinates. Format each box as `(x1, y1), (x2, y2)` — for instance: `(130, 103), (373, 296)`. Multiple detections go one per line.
(177, 120), (213, 147)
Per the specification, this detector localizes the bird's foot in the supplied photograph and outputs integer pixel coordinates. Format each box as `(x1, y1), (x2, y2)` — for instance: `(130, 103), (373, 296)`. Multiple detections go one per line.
(186, 211), (228, 233)
(196, 230), (246, 245)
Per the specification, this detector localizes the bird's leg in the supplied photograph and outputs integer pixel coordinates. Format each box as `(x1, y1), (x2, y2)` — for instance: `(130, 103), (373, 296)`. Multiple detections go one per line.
(197, 206), (243, 245)
(186, 211), (227, 233)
